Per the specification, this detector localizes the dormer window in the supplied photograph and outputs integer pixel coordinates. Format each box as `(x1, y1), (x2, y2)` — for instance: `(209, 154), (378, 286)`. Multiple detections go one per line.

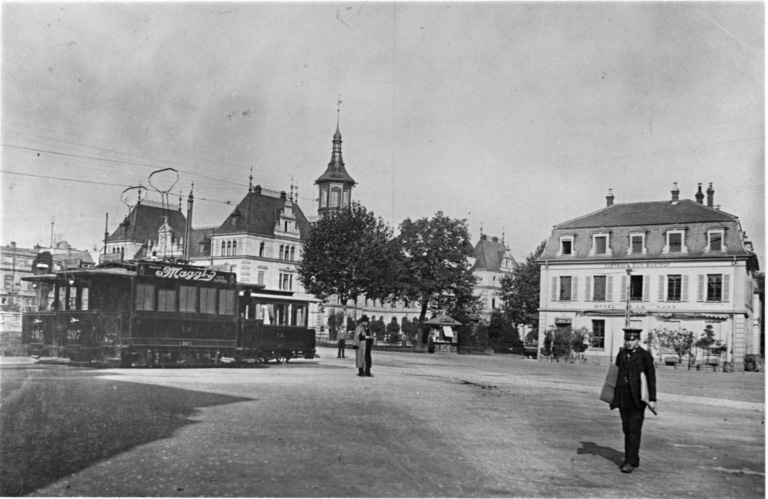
(705, 229), (726, 253)
(663, 229), (688, 254)
(628, 233), (647, 255)
(588, 232), (612, 256)
(558, 236), (574, 256)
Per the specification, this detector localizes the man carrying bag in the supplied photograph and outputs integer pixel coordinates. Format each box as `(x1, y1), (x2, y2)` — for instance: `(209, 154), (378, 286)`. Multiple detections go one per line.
(602, 328), (657, 474)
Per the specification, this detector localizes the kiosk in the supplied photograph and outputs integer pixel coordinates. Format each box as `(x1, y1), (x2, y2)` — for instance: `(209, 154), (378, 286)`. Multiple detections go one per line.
(425, 314), (462, 353)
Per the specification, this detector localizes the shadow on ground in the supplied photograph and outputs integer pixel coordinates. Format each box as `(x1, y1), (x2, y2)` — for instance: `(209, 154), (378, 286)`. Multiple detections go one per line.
(0, 367), (252, 496)
(577, 441), (624, 466)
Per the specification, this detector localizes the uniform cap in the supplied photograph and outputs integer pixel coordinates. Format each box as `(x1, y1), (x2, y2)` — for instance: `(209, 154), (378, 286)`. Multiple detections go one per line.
(623, 328), (642, 340)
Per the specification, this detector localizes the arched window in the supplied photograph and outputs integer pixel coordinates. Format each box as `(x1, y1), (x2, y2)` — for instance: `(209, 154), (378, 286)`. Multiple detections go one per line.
(279, 245), (284, 260)
(259, 242), (265, 257)
(221, 241), (225, 256)
(232, 240), (237, 255)
(320, 189), (328, 208)
(290, 246), (295, 261)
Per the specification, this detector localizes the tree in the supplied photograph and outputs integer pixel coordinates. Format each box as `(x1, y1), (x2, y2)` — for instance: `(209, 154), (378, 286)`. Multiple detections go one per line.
(695, 325), (726, 364)
(327, 311), (345, 341)
(396, 212), (477, 342)
(540, 325), (589, 361)
(652, 328), (695, 369)
(370, 316), (386, 341)
(386, 318), (401, 343)
(570, 327), (591, 360)
(298, 203), (399, 337)
(487, 310), (523, 353)
(498, 240), (546, 333)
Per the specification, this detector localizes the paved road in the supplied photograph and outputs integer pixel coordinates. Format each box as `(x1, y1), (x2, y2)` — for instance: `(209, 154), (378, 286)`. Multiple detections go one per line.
(0, 348), (763, 497)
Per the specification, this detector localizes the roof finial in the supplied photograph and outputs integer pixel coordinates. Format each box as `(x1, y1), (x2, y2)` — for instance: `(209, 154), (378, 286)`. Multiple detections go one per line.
(337, 94), (342, 128)
(137, 183), (143, 204)
(178, 188), (183, 211)
(502, 227), (505, 245)
(290, 177), (295, 202)
(249, 166), (253, 193)
(295, 181), (299, 203)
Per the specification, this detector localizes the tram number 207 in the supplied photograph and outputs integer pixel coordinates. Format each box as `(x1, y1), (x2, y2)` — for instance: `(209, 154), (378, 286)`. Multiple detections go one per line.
(66, 329), (81, 340)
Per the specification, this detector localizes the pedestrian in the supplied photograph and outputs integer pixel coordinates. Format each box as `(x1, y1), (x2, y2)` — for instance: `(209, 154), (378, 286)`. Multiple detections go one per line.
(353, 315), (373, 377)
(610, 328), (657, 474)
(337, 327), (347, 358)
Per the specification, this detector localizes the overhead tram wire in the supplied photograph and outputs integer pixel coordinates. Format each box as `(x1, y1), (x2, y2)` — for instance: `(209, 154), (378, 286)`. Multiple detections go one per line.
(0, 169), (240, 206)
(1, 121), (294, 185)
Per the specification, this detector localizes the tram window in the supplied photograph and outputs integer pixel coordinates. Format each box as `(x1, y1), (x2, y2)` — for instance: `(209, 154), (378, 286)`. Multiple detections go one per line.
(136, 283), (155, 311)
(257, 303), (274, 324)
(66, 285), (77, 311)
(295, 305), (306, 327)
(179, 285), (197, 313)
(275, 303), (288, 325)
(157, 286), (175, 312)
(218, 289), (235, 316)
(200, 287), (217, 314)
(81, 287), (89, 311)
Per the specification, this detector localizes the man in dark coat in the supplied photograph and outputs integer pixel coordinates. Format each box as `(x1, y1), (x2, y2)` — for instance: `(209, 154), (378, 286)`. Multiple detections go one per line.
(610, 328), (657, 474)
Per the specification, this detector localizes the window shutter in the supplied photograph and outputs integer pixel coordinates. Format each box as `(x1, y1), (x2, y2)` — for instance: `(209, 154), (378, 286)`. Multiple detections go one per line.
(682, 275), (689, 302)
(642, 276), (649, 302)
(585, 276), (592, 301)
(697, 275), (705, 302)
(722, 274), (730, 302)
(620, 275), (627, 302)
(572, 276), (578, 301)
(607, 276), (613, 302)
(552, 276), (558, 301)
(658, 275), (665, 302)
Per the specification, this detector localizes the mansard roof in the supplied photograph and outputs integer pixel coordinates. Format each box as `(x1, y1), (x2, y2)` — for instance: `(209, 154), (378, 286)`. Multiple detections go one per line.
(107, 202), (187, 243)
(556, 199), (737, 230)
(213, 187), (312, 241)
(472, 236), (517, 272)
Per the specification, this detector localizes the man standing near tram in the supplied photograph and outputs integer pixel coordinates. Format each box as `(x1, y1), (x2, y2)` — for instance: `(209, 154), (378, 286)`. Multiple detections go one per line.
(353, 315), (373, 377)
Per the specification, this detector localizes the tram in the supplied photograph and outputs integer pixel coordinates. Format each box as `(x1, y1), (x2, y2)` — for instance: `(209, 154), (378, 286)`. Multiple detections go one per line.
(21, 260), (316, 367)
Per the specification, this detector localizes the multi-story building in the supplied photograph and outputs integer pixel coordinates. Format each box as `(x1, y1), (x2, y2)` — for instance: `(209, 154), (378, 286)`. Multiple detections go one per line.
(472, 234), (517, 320)
(0, 243), (37, 311)
(537, 183), (760, 369)
(104, 196), (187, 262)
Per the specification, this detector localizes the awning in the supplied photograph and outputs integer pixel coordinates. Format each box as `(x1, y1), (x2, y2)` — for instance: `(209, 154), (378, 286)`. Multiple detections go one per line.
(424, 314), (462, 326)
(239, 292), (321, 303)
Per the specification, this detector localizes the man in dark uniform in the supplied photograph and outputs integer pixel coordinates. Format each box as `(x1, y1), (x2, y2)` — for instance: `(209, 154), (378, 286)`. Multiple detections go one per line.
(610, 328), (657, 474)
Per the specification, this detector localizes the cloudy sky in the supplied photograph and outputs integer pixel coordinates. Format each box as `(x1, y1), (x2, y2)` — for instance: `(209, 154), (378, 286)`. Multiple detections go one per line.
(2, 2), (764, 266)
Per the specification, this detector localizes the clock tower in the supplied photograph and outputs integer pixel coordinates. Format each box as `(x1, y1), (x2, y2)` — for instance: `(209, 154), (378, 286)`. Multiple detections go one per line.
(315, 109), (356, 217)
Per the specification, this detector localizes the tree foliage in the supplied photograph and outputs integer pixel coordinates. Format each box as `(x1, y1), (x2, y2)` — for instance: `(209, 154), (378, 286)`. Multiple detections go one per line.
(395, 212), (477, 329)
(298, 203), (399, 333)
(540, 325), (590, 361)
(645, 327), (696, 369)
(487, 310), (523, 353)
(498, 240), (546, 330)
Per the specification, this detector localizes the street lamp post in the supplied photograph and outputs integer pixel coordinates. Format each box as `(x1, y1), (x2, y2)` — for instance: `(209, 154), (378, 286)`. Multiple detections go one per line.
(10, 241), (16, 309)
(624, 267), (632, 328)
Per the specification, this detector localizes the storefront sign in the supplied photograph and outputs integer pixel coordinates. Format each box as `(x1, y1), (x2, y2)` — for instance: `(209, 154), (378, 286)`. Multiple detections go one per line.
(605, 262), (671, 269)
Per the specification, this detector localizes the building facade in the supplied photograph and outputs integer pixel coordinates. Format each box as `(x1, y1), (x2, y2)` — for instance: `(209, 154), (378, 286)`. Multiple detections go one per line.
(537, 183), (760, 369)
(472, 234), (518, 320)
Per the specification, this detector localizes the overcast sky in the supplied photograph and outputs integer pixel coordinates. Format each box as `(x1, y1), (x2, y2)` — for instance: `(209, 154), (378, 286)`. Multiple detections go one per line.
(1, 2), (764, 267)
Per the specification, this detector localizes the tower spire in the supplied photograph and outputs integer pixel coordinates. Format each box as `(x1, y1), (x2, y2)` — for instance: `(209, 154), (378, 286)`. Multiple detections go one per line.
(249, 166), (253, 193)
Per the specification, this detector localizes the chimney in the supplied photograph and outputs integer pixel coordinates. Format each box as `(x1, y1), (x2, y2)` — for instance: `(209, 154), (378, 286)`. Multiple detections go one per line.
(671, 182), (679, 202)
(253, 185), (262, 195)
(280, 191), (287, 200)
(606, 188), (615, 207)
(695, 183), (704, 204)
(706, 182), (714, 207)
(492, 236), (498, 243)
